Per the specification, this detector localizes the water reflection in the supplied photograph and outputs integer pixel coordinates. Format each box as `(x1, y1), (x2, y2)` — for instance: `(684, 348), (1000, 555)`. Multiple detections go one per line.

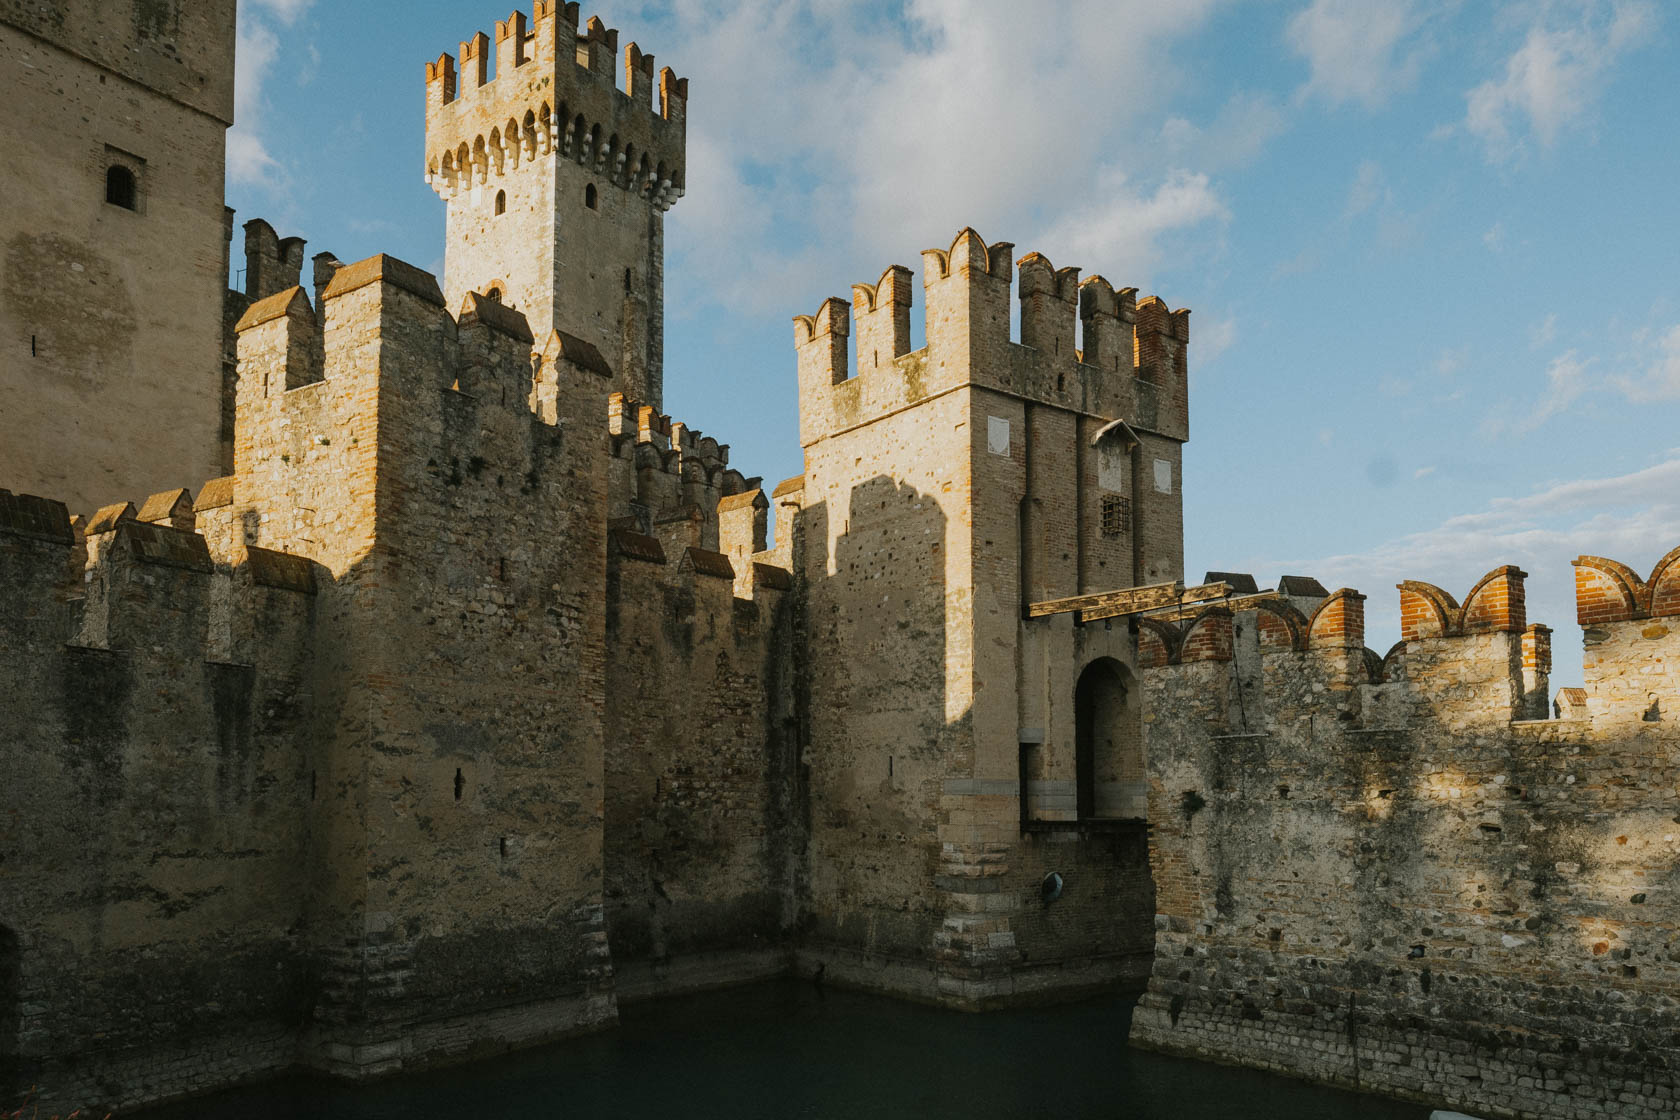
(137, 981), (1426, 1119)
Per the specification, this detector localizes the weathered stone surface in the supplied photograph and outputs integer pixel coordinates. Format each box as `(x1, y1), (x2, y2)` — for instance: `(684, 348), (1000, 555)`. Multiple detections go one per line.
(1130, 565), (1680, 1120)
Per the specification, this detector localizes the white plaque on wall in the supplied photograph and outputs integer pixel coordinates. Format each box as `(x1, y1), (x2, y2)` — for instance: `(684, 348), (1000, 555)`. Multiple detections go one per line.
(1153, 458), (1173, 493)
(988, 417), (1011, 456)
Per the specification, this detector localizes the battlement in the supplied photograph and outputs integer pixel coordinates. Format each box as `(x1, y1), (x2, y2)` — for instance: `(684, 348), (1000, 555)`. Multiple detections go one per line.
(1144, 554), (1680, 733)
(424, 5), (686, 210)
(1, 482), (317, 667)
(1142, 565), (1556, 726)
(1573, 548), (1680, 726)
(231, 252), (616, 421)
(607, 520), (790, 602)
(604, 391), (762, 552)
(795, 227), (1190, 447)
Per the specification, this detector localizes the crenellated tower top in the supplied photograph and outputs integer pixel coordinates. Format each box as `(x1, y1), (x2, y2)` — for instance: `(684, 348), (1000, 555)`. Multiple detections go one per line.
(422, 4), (688, 411)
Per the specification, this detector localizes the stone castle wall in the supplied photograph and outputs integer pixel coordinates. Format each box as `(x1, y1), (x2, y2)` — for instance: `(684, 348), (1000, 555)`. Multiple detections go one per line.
(1129, 561), (1680, 1120)
(0, 2), (236, 515)
(0, 490), (318, 1105)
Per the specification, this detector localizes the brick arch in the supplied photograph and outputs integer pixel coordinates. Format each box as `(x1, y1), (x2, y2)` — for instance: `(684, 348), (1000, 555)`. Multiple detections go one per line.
(1646, 546), (1680, 618)
(1381, 640), (1408, 683)
(1136, 617), (1180, 668)
(1398, 580), (1458, 640)
(1362, 647), (1384, 684)
(1307, 588), (1366, 648)
(1254, 600), (1309, 652)
(1574, 556), (1645, 625)
(1179, 607), (1234, 664)
(1458, 565), (1526, 634)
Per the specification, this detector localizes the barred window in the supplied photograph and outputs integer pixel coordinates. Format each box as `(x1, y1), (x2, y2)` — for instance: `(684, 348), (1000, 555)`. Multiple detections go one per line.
(1101, 494), (1130, 538)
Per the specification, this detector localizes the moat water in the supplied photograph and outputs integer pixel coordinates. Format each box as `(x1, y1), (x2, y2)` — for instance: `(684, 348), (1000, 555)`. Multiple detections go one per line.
(137, 982), (1428, 1119)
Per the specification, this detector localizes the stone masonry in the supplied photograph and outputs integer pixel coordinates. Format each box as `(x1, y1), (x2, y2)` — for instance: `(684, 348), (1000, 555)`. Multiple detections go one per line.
(0, 0), (237, 516)
(4, 5), (1678, 1120)
(1129, 561), (1680, 1120)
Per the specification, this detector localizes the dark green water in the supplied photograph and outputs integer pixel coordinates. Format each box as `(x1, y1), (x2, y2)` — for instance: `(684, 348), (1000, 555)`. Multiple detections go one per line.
(139, 982), (1429, 1119)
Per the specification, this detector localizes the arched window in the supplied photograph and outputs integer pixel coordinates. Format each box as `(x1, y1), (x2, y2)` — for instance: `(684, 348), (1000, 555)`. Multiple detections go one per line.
(494, 190), (507, 216)
(585, 183), (598, 210)
(1075, 658), (1145, 820)
(484, 284), (504, 304)
(105, 165), (137, 210)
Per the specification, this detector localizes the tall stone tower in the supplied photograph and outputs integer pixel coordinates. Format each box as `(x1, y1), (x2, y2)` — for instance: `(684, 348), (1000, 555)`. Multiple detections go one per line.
(424, 3), (687, 411)
(0, 0), (237, 515)
(788, 229), (1191, 1004)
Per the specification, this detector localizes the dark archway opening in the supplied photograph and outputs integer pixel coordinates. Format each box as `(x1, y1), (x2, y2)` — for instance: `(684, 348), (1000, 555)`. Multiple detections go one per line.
(106, 165), (138, 210)
(1075, 657), (1145, 820)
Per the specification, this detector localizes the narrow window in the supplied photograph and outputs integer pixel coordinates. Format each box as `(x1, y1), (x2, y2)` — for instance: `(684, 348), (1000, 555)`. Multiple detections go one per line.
(0, 924), (19, 1065)
(585, 183), (598, 210)
(106, 165), (138, 210)
(499, 837), (509, 859)
(454, 768), (464, 801)
(1101, 494), (1130, 537)
(494, 189), (507, 215)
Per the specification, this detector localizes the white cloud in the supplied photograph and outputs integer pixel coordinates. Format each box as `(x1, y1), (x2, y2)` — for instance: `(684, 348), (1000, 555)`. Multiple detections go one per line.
(662, 0), (1241, 317)
(1299, 454), (1680, 679)
(1035, 169), (1230, 288)
(1485, 315), (1680, 436)
(247, 0), (312, 24)
(1343, 160), (1387, 220)
(1464, 0), (1658, 161)
(1485, 350), (1593, 437)
(1287, 0), (1433, 107)
(1159, 93), (1289, 171)
(1613, 323), (1680, 402)
(1193, 315), (1238, 369)
(229, 0), (315, 188)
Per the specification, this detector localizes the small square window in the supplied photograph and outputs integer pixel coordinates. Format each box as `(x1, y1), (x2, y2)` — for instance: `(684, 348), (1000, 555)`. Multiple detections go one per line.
(103, 145), (145, 213)
(1101, 495), (1130, 538)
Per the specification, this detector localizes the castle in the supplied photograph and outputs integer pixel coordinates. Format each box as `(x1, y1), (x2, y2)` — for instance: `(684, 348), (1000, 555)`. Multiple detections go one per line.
(1, 5), (1676, 1119)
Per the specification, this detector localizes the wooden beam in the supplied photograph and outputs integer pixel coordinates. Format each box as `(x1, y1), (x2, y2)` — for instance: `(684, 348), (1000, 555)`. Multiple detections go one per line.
(1079, 582), (1234, 623)
(1025, 580), (1183, 620)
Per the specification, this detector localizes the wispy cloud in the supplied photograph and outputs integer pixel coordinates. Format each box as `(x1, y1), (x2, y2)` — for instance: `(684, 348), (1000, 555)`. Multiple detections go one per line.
(1301, 453), (1680, 675)
(1485, 350), (1593, 437)
(1487, 313), (1680, 436)
(1159, 93), (1289, 172)
(1463, 0), (1658, 161)
(1344, 160), (1388, 220)
(229, 0), (315, 188)
(1287, 0), (1437, 107)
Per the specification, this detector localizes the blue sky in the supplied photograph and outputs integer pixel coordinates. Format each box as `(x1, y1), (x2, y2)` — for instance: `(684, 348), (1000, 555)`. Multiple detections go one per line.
(230, 0), (1680, 686)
